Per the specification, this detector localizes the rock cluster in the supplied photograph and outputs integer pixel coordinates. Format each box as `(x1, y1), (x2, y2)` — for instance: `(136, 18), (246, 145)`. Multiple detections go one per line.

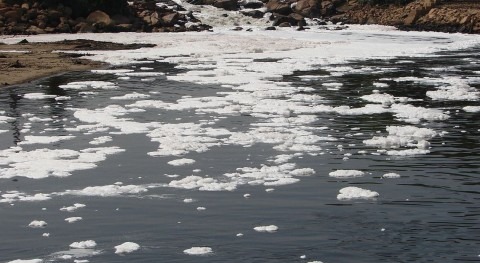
(0, 0), (211, 34)
(328, 0), (480, 34)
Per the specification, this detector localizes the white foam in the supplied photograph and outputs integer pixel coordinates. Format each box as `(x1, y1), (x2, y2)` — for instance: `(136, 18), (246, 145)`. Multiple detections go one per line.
(114, 242), (140, 254)
(91, 69), (134, 74)
(60, 203), (86, 212)
(337, 186), (379, 200)
(183, 247), (213, 255)
(0, 147), (125, 179)
(89, 136), (112, 145)
(167, 158), (196, 166)
(62, 184), (148, 197)
(382, 173), (400, 178)
(69, 240), (97, 249)
(59, 81), (118, 90)
(28, 220), (47, 228)
(0, 192), (51, 203)
(7, 259), (43, 263)
(65, 217), (83, 223)
(18, 135), (75, 145)
(253, 225), (278, 233)
(23, 93), (57, 100)
(169, 176), (237, 191)
(329, 170), (364, 178)
(111, 92), (151, 100)
(463, 106), (480, 112)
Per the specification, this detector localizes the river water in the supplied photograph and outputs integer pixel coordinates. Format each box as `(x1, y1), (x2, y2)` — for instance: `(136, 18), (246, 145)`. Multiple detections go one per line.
(0, 27), (479, 263)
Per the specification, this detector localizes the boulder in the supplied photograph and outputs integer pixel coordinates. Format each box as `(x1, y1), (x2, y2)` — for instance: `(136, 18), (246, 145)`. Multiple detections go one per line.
(161, 12), (179, 26)
(86, 10), (112, 26)
(294, 0), (320, 17)
(3, 9), (21, 23)
(213, 0), (238, 11)
(266, 0), (292, 15)
(404, 8), (425, 26)
(240, 9), (265, 18)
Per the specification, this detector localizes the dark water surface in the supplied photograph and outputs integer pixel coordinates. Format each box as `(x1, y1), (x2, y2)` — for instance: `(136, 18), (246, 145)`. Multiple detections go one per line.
(0, 46), (479, 263)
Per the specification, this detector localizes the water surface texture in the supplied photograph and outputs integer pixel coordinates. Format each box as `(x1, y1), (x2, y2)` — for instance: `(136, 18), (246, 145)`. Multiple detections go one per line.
(1, 28), (480, 263)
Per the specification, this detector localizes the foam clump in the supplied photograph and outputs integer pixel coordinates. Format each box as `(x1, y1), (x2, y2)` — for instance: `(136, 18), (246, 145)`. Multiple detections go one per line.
(337, 186), (379, 200)
(383, 173), (400, 178)
(60, 203), (86, 212)
(0, 192), (51, 203)
(7, 259), (43, 263)
(183, 246), (213, 255)
(28, 220), (47, 228)
(329, 170), (364, 178)
(69, 240), (97, 249)
(23, 93), (57, 100)
(18, 135), (75, 145)
(463, 106), (480, 112)
(62, 184), (148, 197)
(111, 92), (151, 100)
(114, 242), (140, 254)
(167, 158), (196, 166)
(169, 176), (236, 191)
(254, 225), (278, 232)
(59, 81), (118, 90)
(65, 217), (83, 223)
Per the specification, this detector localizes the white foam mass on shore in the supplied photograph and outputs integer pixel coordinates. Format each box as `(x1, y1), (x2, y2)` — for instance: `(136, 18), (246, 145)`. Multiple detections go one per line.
(18, 135), (75, 145)
(61, 184), (148, 197)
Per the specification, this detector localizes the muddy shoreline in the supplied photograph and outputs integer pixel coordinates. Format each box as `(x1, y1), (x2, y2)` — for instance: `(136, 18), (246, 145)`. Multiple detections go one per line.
(0, 39), (154, 87)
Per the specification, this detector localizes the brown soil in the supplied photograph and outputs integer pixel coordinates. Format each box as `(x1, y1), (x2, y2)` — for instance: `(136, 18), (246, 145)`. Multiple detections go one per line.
(0, 39), (155, 87)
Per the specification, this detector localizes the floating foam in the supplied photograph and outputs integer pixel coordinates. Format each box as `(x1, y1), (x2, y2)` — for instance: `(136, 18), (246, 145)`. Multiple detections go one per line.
(59, 81), (118, 90)
(167, 158), (196, 166)
(253, 225), (278, 233)
(23, 93), (57, 100)
(69, 240), (97, 249)
(0, 147), (125, 179)
(65, 217), (82, 223)
(169, 176), (237, 191)
(111, 92), (151, 100)
(0, 192), (51, 203)
(337, 186), (379, 200)
(114, 242), (140, 254)
(89, 136), (112, 145)
(28, 220), (47, 228)
(7, 259), (43, 263)
(62, 184), (148, 197)
(382, 173), (400, 178)
(91, 69), (134, 74)
(18, 135), (75, 145)
(329, 170), (364, 178)
(183, 247), (213, 255)
(60, 203), (86, 212)
(463, 106), (480, 112)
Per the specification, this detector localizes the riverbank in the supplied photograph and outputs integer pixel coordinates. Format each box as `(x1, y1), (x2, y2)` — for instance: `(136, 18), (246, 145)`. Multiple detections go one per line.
(0, 39), (154, 87)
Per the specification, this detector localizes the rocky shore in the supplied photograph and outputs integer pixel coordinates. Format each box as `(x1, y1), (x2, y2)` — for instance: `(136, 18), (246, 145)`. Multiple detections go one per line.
(1, 0), (479, 34)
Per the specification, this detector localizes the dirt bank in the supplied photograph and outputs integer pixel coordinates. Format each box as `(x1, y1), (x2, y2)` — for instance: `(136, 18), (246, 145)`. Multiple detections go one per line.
(0, 39), (154, 87)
